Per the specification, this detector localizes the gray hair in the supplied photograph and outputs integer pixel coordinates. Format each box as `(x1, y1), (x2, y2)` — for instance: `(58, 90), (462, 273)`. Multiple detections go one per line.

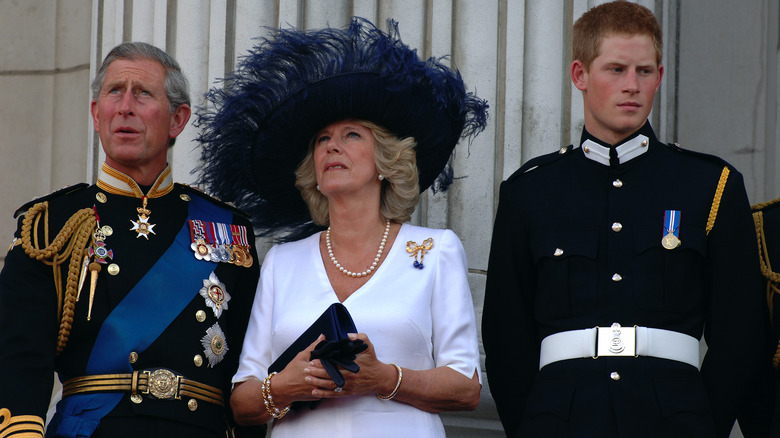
(91, 42), (190, 146)
(91, 42), (190, 114)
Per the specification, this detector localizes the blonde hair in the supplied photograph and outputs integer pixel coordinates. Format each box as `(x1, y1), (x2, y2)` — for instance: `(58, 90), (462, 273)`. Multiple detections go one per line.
(295, 120), (419, 226)
(573, 1), (663, 70)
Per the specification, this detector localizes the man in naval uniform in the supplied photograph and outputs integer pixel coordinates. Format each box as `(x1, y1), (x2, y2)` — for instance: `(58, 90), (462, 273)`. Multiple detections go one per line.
(482, 2), (763, 438)
(0, 42), (261, 437)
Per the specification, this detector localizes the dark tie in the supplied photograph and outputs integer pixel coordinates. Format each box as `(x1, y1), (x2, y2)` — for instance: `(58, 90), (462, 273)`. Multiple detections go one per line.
(609, 147), (619, 167)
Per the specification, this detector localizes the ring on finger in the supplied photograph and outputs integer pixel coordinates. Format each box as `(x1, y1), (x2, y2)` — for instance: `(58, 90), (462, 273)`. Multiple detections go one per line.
(333, 387), (343, 393)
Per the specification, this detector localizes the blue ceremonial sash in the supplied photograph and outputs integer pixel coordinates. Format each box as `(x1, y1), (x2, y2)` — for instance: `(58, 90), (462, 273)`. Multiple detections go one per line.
(48, 195), (230, 438)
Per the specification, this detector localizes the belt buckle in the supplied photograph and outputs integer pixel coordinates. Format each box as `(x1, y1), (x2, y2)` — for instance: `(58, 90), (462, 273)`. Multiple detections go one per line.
(595, 323), (637, 358)
(142, 369), (183, 400)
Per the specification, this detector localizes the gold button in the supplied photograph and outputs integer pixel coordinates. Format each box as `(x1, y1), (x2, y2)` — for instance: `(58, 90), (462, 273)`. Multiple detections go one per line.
(641, 140), (648, 147)
(188, 398), (198, 411)
(100, 225), (113, 236)
(610, 371), (621, 381)
(129, 351), (138, 364)
(611, 222), (623, 232)
(558, 147), (567, 154)
(96, 192), (107, 203)
(180, 193), (191, 202)
(583, 146), (590, 153)
(612, 273), (623, 282)
(194, 354), (204, 367)
(612, 179), (623, 188)
(553, 248), (564, 257)
(107, 263), (120, 276)
(196, 310), (207, 322)
(131, 394), (143, 404)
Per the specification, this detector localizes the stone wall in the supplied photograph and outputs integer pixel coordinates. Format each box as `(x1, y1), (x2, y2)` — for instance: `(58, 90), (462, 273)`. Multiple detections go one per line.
(1, 1), (777, 436)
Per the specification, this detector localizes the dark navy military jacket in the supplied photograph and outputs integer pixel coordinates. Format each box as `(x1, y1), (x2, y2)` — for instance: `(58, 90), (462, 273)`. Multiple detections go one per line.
(483, 123), (763, 438)
(0, 178), (261, 438)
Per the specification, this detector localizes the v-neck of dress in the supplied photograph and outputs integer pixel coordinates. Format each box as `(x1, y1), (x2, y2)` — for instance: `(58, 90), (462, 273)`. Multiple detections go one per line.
(317, 223), (405, 304)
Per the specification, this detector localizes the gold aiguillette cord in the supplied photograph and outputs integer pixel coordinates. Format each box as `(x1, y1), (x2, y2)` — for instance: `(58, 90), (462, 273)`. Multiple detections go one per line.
(87, 261), (101, 321)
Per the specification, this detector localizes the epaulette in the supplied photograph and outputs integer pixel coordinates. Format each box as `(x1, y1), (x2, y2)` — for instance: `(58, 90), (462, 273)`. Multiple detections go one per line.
(506, 145), (573, 183)
(752, 195), (780, 368)
(666, 142), (732, 169)
(178, 183), (251, 219)
(13, 183), (89, 218)
(752, 196), (780, 213)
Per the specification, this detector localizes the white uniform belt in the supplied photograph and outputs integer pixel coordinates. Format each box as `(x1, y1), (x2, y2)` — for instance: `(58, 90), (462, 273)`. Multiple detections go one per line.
(539, 324), (700, 370)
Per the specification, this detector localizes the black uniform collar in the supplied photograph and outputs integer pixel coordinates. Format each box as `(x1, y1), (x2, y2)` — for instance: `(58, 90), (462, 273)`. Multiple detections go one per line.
(579, 122), (656, 167)
(96, 162), (174, 199)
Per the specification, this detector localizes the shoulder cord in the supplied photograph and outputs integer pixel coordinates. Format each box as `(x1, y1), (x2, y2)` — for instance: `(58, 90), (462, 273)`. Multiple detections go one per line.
(754, 209), (780, 370)
(20, 201), (96, 355)
(705, 166), (730, 235)
(703, 168), (780, 367)
(751, 195), (780, 213)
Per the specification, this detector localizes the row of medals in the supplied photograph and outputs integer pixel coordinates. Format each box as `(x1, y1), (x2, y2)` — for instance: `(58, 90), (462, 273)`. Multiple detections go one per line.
(193, 239), (254, 268)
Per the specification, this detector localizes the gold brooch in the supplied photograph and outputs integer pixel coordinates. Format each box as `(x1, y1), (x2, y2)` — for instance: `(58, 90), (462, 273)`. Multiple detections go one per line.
(406, 238), (433, 269)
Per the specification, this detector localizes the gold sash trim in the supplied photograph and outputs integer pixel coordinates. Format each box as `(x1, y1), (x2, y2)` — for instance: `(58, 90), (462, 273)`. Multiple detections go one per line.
(0, 408), (45, 438)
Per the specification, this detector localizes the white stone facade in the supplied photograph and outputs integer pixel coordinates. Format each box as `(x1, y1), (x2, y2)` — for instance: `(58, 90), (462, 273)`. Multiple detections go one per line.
(1, 1), (777, 436)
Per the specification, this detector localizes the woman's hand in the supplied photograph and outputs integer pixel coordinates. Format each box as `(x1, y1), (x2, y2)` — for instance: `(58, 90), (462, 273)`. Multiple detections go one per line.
(306, 333), (396, 398)
(273, 334), (333, 403)
(231, 334), (330, 425)
(303, 333), (481, 413)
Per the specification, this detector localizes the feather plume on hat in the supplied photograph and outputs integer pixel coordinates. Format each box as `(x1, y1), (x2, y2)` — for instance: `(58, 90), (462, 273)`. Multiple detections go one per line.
(196, 17), (488, 242)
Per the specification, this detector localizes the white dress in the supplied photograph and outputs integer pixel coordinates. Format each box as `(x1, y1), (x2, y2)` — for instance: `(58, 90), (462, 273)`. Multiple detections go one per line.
(234, 223), (482, 438)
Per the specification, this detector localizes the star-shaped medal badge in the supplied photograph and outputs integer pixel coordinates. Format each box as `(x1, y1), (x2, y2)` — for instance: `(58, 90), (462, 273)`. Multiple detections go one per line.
(130, 216), (156, 239)
(88, 240), (113, 264)
(200, 323), (228, 368)
(130, 196), (156, 239)
(199, 272), (231, 318)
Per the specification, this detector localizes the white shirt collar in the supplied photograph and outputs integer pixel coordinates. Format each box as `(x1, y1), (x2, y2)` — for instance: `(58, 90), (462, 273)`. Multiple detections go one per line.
(580, 134), (650, 166)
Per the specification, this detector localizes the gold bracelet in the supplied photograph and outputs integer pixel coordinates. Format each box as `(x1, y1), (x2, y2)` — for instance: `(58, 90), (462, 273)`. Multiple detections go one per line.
(376, 363), (402, 400)
(261, 372), (290, 419)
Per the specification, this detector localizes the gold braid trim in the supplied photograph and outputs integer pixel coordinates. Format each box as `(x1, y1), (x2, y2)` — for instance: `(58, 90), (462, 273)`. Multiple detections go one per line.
(0, 408), (44, 438)
(751, 195), (780, 213)
(754, 207), (780, 370)
(20, 201), (96, 355)
(705, 166), (730, 236)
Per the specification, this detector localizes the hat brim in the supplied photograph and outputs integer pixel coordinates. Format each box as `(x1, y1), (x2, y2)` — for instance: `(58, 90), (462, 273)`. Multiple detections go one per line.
(247, 72), (466, 215)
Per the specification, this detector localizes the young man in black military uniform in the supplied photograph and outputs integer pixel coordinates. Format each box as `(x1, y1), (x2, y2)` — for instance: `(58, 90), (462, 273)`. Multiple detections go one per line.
(482, 2), (763, 437)
(0, 42), (261, 437)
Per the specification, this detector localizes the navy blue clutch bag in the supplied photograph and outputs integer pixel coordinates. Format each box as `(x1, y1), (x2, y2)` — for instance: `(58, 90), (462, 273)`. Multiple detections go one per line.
(269, 303), (367, 390)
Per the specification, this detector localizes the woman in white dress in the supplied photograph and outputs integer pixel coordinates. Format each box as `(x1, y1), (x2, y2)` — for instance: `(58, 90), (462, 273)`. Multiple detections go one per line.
(196, 17), (488, 437)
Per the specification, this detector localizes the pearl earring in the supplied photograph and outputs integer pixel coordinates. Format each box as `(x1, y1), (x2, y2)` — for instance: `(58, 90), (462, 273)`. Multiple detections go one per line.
(316, 185), (320, 191)
(378, 174), (385, 181)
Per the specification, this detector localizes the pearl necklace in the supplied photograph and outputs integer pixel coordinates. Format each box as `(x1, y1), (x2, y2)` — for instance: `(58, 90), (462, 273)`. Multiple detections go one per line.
(326, 220), (391, 278)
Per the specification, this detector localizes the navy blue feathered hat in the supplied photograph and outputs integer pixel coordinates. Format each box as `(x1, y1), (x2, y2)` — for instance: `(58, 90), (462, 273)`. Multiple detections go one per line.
(196, 17), (488, 241)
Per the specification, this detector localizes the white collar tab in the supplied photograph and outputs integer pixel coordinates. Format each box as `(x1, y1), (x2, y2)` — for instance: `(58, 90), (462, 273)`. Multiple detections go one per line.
(580, 134), (649, 166)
